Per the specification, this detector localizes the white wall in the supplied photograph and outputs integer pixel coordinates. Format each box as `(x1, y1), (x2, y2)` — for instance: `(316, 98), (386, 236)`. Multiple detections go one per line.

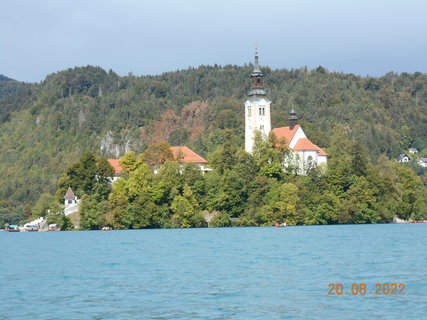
(289, 127), (307, 149)
(245, 97), (272, 153)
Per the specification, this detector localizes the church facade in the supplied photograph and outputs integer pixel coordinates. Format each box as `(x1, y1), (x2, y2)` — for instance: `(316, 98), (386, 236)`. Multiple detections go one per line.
(244, 51), (328, 172)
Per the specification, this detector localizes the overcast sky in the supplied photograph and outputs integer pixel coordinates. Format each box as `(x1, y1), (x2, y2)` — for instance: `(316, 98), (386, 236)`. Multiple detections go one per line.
(1, 0), (426, 82)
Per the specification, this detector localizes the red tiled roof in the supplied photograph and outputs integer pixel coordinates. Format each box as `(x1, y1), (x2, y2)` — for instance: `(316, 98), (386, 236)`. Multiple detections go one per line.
(293, 138), (318, 151)
(64, 187), (76, 199)
(293, 138), (328, 156)
(107, 159), (123, 174)
(171, 146), (207, 164)
(272, 125), (328, 156)
(271, 125), (300, 146)
(107, 147), (207, 174)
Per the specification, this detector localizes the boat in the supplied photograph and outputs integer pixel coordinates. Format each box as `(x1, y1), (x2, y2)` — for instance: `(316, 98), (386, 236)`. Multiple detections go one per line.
(48, 223), (61, 231)
(101, 226), (112, 231)
(275, 222), (287, 227)
(5, 225), (20, 232)
(25, 225), (39, 232)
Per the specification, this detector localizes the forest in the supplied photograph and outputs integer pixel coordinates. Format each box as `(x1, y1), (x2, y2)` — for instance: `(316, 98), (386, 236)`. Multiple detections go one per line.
(0, 65), (426, 228)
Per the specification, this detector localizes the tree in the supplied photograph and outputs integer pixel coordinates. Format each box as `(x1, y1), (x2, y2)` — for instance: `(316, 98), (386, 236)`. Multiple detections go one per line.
(141, 142), (174, 167)
(209, 130), (238, 174)
(171, 185), (205, 228)
(340, 176), (380, 224)
(56, 152), (114, 200)
(156, 160), (183, 203)
(32, 193), (56, 218)
(253, 131), (288, 180)
(79, 191), (112, 230)
(350, 140), (369, 177)
(119, 151), (137, 173)
(395, 165), (423, 220)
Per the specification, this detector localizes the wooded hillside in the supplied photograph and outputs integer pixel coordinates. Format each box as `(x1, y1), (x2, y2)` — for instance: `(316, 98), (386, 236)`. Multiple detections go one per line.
(0, 65), (426, 225)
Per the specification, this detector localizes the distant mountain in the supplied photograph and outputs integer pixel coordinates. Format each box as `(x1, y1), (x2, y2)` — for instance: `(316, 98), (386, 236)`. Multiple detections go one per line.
(0, 74), (15, 82)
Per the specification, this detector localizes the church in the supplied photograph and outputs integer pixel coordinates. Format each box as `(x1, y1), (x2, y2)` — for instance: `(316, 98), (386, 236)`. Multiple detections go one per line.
(244, 51), (328, 172)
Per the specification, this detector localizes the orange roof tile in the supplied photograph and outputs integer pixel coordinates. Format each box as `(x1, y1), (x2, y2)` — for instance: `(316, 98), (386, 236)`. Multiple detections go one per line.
(171, 146), (207, 164)
(293, 138), (319, 151)
(107, 159), (123, 174)
(271, 125), (300, 146)
(293, 138), (328, 156)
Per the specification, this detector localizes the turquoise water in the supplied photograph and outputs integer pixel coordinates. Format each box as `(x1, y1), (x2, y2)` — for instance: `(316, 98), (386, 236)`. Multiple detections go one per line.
(1, 224), (426, 319)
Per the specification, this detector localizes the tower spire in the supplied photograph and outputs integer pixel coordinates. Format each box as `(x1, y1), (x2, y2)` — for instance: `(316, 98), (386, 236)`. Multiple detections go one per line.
(254, 47), (260, 73)
(248, 48), (266, 97)
(289, 107), (298, 130)
(245, 49), (271, 153)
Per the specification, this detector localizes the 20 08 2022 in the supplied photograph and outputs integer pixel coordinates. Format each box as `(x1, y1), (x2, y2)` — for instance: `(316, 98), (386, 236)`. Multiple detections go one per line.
(328, 283), (405, 295)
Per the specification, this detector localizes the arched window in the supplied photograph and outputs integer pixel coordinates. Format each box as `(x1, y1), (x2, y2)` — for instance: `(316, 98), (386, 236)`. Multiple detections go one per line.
(248, 106), (251, 117)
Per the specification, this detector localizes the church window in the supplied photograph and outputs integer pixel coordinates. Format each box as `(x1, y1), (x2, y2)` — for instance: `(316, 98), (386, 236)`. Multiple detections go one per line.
(257, 78), (260, 84)
(259, 106), (265, 116)
(248, 106), (251, 117)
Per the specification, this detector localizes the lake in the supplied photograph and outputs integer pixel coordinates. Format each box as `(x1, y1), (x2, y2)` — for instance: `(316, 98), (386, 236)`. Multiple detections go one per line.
(1, 224), (426, 319)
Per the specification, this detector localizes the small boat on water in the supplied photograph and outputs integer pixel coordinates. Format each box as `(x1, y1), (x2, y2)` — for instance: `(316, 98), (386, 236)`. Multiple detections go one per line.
(101, 226), (112, 231)
(5, 225), (20, 232)
(26, 225), (39, 232)
(48, 223), (61, 231)
(275, 222), (287, 227)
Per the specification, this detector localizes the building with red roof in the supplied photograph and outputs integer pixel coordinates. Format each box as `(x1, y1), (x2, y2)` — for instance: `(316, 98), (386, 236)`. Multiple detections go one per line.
(245, 52), (327, 173)
(270, 109), (328, 172)
(171, 146), (207, 164)
(107, 159), (124, 182)
(170, 146), (211, 174)
(107, 146), (210, 182)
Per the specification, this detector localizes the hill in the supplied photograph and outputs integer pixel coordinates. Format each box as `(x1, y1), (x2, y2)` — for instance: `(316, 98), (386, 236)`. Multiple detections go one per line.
(0, 74), (15, 82)
(0, 65), (426, 213)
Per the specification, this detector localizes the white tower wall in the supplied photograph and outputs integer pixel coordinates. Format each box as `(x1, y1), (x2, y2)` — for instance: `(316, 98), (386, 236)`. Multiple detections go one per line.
(245, 97), (272, 153)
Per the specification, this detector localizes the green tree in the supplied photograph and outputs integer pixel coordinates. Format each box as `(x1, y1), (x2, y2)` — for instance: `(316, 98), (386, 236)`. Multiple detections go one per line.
(80, 194), (108, 230)
(32, 193), (56, 218)
(253, 131), (288, 180)
(340, 176), (380, 224)
(119, 151), (137, 172)
(209, 130), (238, 174)
(171, 185), (205, 228)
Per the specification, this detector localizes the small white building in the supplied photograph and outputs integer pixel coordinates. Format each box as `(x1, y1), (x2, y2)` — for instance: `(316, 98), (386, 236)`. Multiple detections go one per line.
(397, 154), (411, 163)
(419, 158), (427, 168)
(64, 187), (78, 206)
(63, 187), (80, 216)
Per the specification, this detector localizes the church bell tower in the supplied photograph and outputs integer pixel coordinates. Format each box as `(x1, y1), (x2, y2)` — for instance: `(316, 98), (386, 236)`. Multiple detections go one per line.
(244, 49), (272, 153)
